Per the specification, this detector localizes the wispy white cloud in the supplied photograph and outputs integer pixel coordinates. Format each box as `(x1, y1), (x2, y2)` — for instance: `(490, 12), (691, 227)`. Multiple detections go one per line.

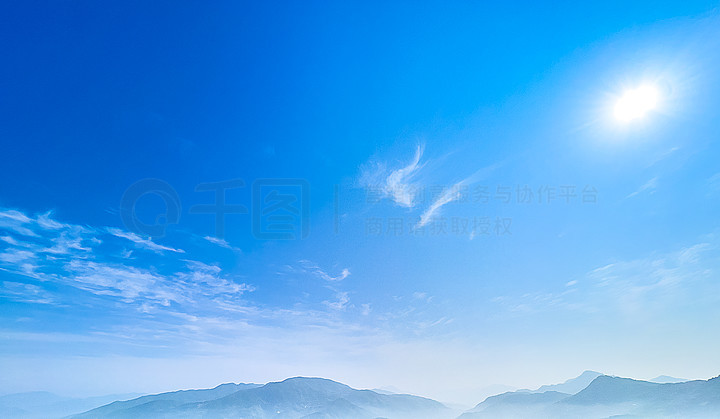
(360, 144), (426, 208)
(202, 236), (242, 252)
(417, 182), (464, 228)
(1, 235), (19, 245)
(0, 208), (256, 314)
(626, 177), (658, 199)
(178, 260), (255, 296)
(59, 258), (254, 308)
(415, 316), (453, 330)
(0, 209), (39, 237)
(0, 209), (93, 239)
(416, 163), (498, 228)
(0, 249), (36, 264)
(0, 210), (32, 223)
(298, 260), (351, 282)
(412, 291), (433, 303)
(385, 145), (425, 207)
(45, 233), (92, 255)
(493, 241), (717, 318)
(324, 291), (350, 311)
(706, 172), (720, 196)
(66, 260), (175, 304)
(108, 228), (185, 254)
(646, 146), (680, 168)
(1, 281), (55, 305)
(36, 211), (73, 231)
(359, 146), (500, 230)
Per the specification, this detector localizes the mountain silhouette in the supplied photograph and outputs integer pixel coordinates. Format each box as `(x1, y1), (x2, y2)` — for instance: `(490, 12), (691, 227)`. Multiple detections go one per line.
(8, 372), (717, 419)
(459, 391), (570, 418)
(72, 377), (453, 419)
(558, 374), (720, 417)
(531, 370), (602, 394)
(461, 374), (720, 418)
(71, 382), (259, 418)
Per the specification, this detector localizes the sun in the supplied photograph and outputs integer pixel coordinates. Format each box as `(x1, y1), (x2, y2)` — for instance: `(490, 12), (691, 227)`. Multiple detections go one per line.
(614, 85), (660, 122)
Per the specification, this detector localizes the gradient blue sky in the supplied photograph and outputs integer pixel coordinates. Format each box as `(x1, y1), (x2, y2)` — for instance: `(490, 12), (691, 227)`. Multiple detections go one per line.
(2, 0), (720, 406)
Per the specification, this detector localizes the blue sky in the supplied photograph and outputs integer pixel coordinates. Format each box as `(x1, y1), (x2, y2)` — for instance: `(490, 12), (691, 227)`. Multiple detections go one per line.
(2, 0), (720, 406)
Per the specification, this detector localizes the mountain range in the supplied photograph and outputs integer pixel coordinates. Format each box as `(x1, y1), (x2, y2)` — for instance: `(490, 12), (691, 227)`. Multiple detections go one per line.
(461, 373), (720, 418)
(3, 372), (718, 418)
(72, 377), (453, 419)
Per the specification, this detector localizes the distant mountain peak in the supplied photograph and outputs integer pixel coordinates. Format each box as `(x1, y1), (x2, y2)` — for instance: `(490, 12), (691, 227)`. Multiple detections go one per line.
(264, 376), (355, 393)
(531, 370), (603, 395)
(282, 375), (339, 384)
(279, 377), (348, 385)
(579, 370), (602, 376)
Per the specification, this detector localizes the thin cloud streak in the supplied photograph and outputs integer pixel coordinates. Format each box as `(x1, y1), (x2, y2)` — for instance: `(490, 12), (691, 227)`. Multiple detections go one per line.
(416, 163), (500, 228)
(299, 260), (351, 282)
(492, 241), (717, 317)
(108, 228), (185, 254)
(626, 177), (658, 199)
(203, 236), (242, 252)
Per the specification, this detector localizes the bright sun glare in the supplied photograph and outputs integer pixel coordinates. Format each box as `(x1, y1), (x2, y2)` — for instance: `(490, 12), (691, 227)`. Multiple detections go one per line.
(614, 85), (660, 122)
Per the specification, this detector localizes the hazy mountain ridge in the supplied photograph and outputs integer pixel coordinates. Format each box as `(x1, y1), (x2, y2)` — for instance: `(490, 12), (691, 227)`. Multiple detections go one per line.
(5, 373), (719, 419)
(461, 373), (720, 419)
(458, 391), (571, 418)
(459, 370), (602, 418)
(71, 382), (260, 418)
(558, 374), (720, 417)
(71, 377), (454, 419)
(531, 370), (602, 394)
